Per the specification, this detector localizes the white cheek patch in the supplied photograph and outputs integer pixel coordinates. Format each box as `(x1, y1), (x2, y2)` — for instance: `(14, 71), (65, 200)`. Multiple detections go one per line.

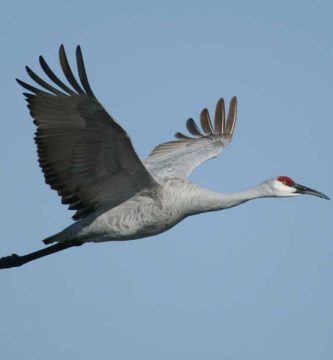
(274, 181), (298, 196)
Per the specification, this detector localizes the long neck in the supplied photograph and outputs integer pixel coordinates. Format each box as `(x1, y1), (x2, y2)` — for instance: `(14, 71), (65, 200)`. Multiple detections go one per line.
(218, 186), (268, 209)
(188, 183), (269, 214)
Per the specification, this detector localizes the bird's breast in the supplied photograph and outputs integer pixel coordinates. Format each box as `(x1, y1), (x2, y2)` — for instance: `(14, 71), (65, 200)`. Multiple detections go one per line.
(78, 191), (185, 242)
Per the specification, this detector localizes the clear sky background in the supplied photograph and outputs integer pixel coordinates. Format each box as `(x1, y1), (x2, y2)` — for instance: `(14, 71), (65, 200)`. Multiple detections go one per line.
(0, 1), (332, 359)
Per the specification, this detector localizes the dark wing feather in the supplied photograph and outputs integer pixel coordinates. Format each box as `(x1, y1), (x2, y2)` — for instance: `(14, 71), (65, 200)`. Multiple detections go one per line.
(59, 45), (85, 94)
(200, 108), (214, 135)
(214, 98), (225, 134)
(76, 46), (95, 97)
(39, 55), (76, 95)
(186, 118), (204, 136)
(225, 96), (237, 136)
(25, 66), (63, 95)
(174, 132), (192, 140)
(18, 45), (155, 221)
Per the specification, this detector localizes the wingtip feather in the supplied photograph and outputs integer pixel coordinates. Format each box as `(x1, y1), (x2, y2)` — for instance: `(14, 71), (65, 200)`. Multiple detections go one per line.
(225, 96), (237, 136)
(186, 118), (204, 137)
(200, 108), (214, 135)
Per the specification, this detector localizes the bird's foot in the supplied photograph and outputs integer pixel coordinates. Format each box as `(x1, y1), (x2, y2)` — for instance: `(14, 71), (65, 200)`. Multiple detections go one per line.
(0, 254), (24, 269)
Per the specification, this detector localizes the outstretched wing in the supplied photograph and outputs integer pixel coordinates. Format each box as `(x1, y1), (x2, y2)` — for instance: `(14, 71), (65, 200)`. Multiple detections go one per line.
(17, 45), (156, 221)
(144, 97), (237, 180)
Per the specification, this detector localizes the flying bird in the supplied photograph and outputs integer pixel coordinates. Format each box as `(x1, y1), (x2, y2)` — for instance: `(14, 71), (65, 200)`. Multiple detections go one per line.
(0, 45), (329, 269)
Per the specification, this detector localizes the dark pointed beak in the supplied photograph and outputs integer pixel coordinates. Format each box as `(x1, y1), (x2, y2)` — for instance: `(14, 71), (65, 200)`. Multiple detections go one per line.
(294, 183), (330, 200)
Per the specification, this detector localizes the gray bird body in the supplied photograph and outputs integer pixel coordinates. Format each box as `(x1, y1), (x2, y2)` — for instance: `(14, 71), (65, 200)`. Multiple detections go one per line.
(49, 180), (226, 243)
(51, 179), (201, 243)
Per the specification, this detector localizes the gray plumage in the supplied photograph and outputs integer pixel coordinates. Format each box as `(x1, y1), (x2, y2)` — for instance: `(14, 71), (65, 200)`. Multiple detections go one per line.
(17, 45), (329, 246)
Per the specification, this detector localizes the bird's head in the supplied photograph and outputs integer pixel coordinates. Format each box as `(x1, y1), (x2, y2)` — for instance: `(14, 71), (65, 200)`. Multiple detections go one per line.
(265, 176), (329, 200)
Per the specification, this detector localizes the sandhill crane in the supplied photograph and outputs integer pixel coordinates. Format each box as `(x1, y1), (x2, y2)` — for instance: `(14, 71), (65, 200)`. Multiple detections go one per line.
(0, 45), (329, 269)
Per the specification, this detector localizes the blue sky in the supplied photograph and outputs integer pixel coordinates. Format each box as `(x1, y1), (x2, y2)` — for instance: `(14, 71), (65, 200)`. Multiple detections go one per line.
(0, 1), (332, 359)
